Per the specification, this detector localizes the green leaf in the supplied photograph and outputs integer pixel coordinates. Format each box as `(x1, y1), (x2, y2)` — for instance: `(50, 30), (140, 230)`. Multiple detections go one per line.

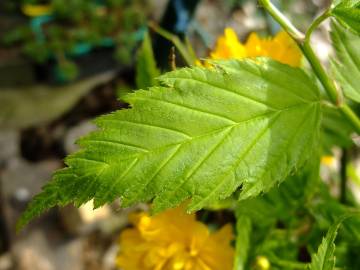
(233, 158), (320, 268)
(234, 215), (252, 270)
(321, 105), (354, 152)
(135, 31), (160, 89)
(18, 58), (321, 230)
(308, 215), (352, 270)
(331, 0), (360, 35)
(0, 71), (115, 130)
(331, 21), (360, 103)
(309, 193), (360, 242)
(236, 157), (320, 226)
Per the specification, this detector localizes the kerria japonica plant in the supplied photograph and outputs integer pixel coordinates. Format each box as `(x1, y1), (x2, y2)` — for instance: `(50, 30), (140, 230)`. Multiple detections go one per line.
(18, 0), (360, 269)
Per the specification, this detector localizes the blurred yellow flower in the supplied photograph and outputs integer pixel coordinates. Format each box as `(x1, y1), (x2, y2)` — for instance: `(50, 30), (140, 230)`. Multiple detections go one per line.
(116, 206), (234, 270)
(321, 155), (336, 167)
(254, 256), (271, 270)
(21, 4), (53, 17)
(210, 28), (247, 60)
(209, 28), (302, 67)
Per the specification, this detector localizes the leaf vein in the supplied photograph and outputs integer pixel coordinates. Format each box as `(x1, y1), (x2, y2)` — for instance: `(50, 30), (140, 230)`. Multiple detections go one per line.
(100, 119), (192, 139)
(168, 76), (278, 110)
(84, 139), (149, 152)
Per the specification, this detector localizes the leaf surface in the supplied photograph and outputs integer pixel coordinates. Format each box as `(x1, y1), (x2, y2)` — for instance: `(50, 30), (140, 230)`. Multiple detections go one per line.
(331, 0), (360, 35)
(18, 58), (321, 229)
(135, 31), (160, 89)
(331, 21), (360, 102)
(309, 215), (352, 270)
(234, 215), (252, 270)
(0, 72), (114, 130)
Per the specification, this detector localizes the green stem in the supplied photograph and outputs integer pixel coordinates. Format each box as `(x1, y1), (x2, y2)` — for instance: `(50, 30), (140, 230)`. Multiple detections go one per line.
(259, 0), (360, 135)
(270, 256), (308, 269)
(305, 10), (330, 43)
(339, 104), (360, 134)
(258, 0), (305, 41)
(340, 148), (348, 204)
(148, 22), (195, 66)
(301, 42), (339, 105)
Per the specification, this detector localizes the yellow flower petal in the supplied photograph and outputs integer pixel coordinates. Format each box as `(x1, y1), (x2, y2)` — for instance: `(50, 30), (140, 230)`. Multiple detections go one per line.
(207, 28), (302, 67)
(210, 28), (247, 60)
(21, 4), (52, 17)
(255, 256), (271, 270)
(321, 155), (336, 167)
(116, 206), (234, 270)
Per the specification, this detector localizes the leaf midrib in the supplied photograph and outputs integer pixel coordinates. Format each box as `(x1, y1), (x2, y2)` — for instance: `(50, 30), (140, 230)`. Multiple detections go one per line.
(83, 102), (316, 167)
(176, 112), (281, 210)
(65, 102), (317, 208)
(163, 75), (278, 109)
(128, 102), (318, 208)
(239, 102), (320, 199)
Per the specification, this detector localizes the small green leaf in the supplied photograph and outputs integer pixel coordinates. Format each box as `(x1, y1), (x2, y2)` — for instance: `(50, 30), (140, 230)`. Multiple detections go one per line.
(309, 194), (360, 242)
(321, 105), (354, 153)
(135, 31), (160, 89)
(18, 58), (321, 230)
(308, 215), (353, 270)
(236, 157), (320, 225)
(331, 0), (360, 35)
(234, 215), (252, 270)
(331, 21), (360, 103)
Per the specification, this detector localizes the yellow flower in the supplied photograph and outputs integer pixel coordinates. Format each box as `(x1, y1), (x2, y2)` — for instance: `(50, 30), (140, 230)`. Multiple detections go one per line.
(116, 206), (234, 270)
(209, 28), (302, 67)
(21, 4), (53, 17)
(210, 28), (247, 60)
(321, 155), (336, 167)
(254, 256), (271, 270)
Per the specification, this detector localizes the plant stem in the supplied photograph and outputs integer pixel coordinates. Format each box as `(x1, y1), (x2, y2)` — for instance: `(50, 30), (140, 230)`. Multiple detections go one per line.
(301, 42), (339, 105)
(258, 0), (360, 135)
(148, 21), (195, 66)
(258, 0), (305, 41)
(270, 256), (308, 269)
(305, 10), (330, 43)
(339, 104), (360, 134)
(0, 182), (10, 253)
(340, 148), (348, 204)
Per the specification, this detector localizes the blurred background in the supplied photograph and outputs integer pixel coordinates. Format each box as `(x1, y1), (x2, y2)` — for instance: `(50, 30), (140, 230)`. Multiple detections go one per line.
(0, 0), (349, 269)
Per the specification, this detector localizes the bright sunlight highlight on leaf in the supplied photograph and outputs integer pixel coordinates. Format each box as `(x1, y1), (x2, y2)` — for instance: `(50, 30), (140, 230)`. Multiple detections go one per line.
(331, 21), (360, 103)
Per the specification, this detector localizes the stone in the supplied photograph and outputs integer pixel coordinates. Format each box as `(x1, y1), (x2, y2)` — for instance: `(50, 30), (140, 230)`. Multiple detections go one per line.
(60, 200), (112, 235)
(64, 121), (97, 154)
(0, 131), (19, 166)
(0, 158), (61, 237)
(13, 229), (84, 270)
(102, 244), (118, 270)
(13, 230), (55, 270)
(0, 253), (12, 270)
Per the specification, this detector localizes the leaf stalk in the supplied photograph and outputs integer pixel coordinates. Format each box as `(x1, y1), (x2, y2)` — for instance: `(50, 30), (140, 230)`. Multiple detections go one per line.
(304, 9), (330, 43)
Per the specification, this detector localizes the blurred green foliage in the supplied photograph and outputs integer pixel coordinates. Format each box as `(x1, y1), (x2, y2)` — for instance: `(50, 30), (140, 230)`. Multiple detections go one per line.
(2, 0), (149, 81)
